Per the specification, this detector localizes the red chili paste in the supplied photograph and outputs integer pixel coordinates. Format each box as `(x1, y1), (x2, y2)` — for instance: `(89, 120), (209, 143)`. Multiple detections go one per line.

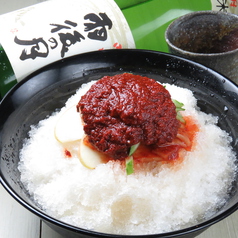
(81, 116), (198, 167)
(77, 73), (179, 160)
(133, 116), (199, 165)
(64, 149), (72, 158)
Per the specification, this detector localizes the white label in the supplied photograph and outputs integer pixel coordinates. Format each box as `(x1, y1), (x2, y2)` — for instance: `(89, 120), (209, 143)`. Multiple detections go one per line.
(0, 0), (135, 81)
(212, 0), (238, 14)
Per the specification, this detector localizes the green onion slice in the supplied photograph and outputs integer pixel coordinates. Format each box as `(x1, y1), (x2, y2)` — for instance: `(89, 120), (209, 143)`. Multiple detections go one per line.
(129, 143), (140, 156)
(125, 143), (140, 175)
(172, 99), (185, 123)
(126, 156), (134, 175)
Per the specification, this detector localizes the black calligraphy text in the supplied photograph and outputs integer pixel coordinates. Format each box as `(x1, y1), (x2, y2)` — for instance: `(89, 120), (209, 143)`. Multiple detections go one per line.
(14, 13), (113, 61)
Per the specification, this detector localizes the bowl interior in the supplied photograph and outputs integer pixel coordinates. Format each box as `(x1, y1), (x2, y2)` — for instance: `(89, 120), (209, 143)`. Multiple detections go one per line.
(1, 49), (238, 237)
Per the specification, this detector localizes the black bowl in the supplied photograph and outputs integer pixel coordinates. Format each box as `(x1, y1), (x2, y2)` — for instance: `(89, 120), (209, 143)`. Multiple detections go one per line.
(1, 49), (238, 238)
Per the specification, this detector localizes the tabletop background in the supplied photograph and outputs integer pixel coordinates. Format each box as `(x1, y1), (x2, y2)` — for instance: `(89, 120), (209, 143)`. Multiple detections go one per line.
(1, 0), (238, 237)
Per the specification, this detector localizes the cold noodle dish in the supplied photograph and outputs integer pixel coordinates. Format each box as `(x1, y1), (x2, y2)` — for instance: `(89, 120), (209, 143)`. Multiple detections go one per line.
(18, 73), (237, 235)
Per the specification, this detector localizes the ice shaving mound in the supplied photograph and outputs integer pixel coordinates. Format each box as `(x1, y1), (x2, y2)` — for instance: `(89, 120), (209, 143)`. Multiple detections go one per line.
(18, 82), (237, 235)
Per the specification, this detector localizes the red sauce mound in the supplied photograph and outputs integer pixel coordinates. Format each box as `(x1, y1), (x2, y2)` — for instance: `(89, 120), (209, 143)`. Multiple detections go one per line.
(77, 73), (179, 160)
